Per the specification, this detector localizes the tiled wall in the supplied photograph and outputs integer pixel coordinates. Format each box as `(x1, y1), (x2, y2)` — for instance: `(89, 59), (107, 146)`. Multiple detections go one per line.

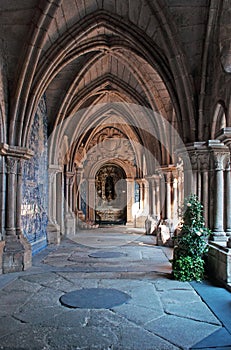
(21, 96), (48, 254)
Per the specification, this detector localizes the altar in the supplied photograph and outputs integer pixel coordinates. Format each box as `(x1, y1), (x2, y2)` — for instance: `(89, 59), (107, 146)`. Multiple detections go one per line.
(95, 206), (126, 225)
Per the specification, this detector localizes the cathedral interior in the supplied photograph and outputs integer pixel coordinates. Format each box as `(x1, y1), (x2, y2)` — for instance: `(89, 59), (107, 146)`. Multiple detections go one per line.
(0, 0), (230, 286)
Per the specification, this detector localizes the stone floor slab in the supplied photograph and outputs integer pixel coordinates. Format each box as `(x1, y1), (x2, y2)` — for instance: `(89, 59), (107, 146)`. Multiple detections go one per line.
(112, 303), (164, 325)
(0, 228), (227, 350)
(191, 327), (231, 349)
(164, 301), (222, 325)
(145, 314), (221, 349)
(154, 279), (194, 291)
(160, 289), (201, 306)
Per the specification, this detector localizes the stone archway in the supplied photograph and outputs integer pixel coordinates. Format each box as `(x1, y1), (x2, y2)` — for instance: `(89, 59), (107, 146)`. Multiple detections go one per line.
(95, 164), (127, 225)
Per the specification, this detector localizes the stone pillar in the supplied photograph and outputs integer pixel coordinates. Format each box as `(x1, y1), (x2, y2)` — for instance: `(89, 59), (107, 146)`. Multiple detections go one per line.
(155, 176), (161, 219)
(215, 128), (231, 246)
(166, 172), (172, 219)
(76, 170), (82, 211)
(47, 166), (61, 244)
(225, 161), (231, 235)
(143, 179), (149, 216)
(88, 178), (96, 222)
(126, 178), (135, 225)
(64, 171), (75, 235)
(16, 159), (32, 270)
(0, 155), (6, 273)
(148, 177), (156, 216)
(176, 158), (184, 215)
(0, 155), (6, 240)
(3, 156), (32, 273)
(211, 152), (228, 241)
(16, 160), (23, 236)
(0, 144), (33, 273)
(56, 171), (64, 234)
(5, 157), (17, 236)
(202, 170), (209, 225)
(139, 181), (144, 210)
(172, 171), (178, 226)
(198, 152), (210, 226)
(160, 173), (166, 219)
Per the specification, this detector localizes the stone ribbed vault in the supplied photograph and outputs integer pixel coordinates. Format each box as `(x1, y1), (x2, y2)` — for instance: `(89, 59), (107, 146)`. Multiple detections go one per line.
(0, 0), (230, 285)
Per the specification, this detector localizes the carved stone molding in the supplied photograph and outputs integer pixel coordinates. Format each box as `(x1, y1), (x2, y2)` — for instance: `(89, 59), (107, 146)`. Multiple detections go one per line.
(216, 127), (231, 149)
(0, 143), (33, 160)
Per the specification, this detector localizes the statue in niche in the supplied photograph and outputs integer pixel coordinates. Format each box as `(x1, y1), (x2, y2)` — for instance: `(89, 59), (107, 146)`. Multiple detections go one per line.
(105, 175), (115, 202)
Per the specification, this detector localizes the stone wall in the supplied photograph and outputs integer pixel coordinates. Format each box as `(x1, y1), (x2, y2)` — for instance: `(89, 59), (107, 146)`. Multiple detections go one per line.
(21, 97), (48, 254)
(207, 243), (231, 288)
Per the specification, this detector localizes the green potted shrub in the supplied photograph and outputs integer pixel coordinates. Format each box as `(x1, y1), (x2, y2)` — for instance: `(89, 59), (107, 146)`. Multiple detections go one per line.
(172, 194), (211, 281)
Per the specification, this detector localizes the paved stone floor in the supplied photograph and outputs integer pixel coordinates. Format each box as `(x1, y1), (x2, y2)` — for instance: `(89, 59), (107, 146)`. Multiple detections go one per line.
(0, 226), (230, 350)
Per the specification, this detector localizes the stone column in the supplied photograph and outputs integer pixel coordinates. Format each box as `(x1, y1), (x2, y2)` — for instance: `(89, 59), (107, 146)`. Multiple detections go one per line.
(76, 170), (82, 211)
(3, 156), (32, 273)
(88, 178), (96, 222)
(47, 166), (61, 244)
(65, 171), (75, 236)
(0, 155), (6, 273)
(155, 176), (161, 219)
(225, 161), (231, 235)
(172, 171), (178, 225)
(143, 179), (149, 216)
(176, 158), (184, 215)
(166, 172), (172, 219)
(198, 153), (210, 226)
(126, 178), (135, 225)
(56, 171), (64, 234)
(138, 180), (144, 210)
(0, 144), (33, 273)
(0, 155), (6, 240)
(212, 152), (227, 241)
(148, 177), (156, 216)
(202, 170), (209, 225)
(215, 128), (231, 246)
(16, 160), (23, 236)
(5, 157), (17, 236)
(160, 173), (166, 219)
(64, 171), (70, 215)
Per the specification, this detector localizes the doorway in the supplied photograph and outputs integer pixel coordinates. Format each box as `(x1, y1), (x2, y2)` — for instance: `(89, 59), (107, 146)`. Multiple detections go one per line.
(95, 164), (127, 225)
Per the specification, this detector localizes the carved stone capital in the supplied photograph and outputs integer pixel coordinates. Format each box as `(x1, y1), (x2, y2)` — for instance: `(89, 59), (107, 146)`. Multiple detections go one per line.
(197, 152), (210, 171)
(213, 152), (230, 171)
(6, 157), (18, 174)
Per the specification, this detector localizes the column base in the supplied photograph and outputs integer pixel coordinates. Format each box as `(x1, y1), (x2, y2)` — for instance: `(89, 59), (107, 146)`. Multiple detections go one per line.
(47, 222), (61, 245)
(126, 221), (134, 227)
(65, 213), (76, 235)
(134, 216), (146, 228)
(210, 232), (228, 243)
(2, 234), (32, 273)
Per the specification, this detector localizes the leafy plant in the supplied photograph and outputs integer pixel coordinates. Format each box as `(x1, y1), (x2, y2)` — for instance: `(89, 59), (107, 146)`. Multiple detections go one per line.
(172, 256), (205, 282)
(172, 194), (211, 281)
